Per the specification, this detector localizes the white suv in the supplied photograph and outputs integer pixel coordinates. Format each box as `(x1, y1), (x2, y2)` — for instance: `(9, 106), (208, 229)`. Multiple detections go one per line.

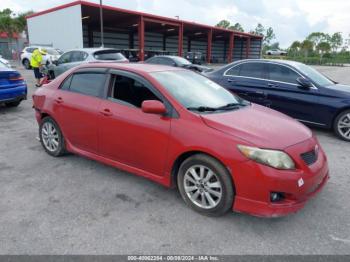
(20, 46), (61, 69)
(266, 49), (287, 56)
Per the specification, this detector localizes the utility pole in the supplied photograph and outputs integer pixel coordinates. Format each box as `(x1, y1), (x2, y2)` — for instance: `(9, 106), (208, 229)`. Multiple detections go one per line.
(100, 0), (104, 47)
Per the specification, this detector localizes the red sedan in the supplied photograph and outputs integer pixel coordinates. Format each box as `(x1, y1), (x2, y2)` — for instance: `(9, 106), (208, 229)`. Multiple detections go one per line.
(32, 63), (329, 217)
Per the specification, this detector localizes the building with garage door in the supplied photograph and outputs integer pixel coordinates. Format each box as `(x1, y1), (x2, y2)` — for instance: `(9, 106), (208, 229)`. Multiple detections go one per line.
(26, 1), (263, 63)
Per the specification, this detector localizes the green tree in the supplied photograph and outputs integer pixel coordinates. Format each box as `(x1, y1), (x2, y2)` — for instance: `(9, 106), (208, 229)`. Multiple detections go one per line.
(229, 22), (244, 32)
(253, 23), (265, 36)
(330, 32), (343, 52)
(316, 41), (331, 61)
(289, 41), (301, 57)
(306, 32), (330, 47)
(216, 20), (231, 29)
(264, 27), (275, 46)
(300, 39), (314, 57)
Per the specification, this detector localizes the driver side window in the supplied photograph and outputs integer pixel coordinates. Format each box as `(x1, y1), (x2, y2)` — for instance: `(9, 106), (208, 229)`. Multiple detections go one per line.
(108, 74), (161, 108)
(58, 52), (72, 64)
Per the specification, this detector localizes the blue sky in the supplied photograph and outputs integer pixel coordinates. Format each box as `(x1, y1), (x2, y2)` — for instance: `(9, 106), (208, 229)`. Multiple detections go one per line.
(2, 0), (349, 48)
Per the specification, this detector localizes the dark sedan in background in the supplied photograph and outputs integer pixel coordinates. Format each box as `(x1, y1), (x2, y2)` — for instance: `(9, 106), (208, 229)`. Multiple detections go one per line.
(206, 59), (350, 141)
(144, 55), (212, 73)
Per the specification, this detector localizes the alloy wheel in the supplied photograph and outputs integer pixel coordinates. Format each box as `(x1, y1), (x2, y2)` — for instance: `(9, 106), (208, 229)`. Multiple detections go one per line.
(337, 113), (350, 139)
(183, 165), (222, 209)
(41, 121), (60, 152)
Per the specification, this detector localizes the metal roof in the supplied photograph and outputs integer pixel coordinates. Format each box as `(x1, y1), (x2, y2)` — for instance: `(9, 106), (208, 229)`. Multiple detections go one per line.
(26, 0), (262, 39)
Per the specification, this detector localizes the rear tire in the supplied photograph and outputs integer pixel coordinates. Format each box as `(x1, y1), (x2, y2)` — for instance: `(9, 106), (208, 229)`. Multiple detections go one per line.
(23, 59), (31, 70)
(5, 101), (21, 107)
(39, 117), (66, 156)
(177, 154), (234, 217)
(334, 110), (350, 142)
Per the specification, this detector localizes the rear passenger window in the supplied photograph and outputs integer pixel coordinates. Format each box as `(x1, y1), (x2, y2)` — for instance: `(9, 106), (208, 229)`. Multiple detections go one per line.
(268, 64), (299, 84)
(69, 73), (106, 97)
(226, 65), (240, 76)
(239, 63), (265, 79)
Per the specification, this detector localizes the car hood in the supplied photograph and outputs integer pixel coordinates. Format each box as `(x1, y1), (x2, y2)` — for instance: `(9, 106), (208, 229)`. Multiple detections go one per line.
(200, 104), (312, 150)
(326, 84), (350, 94)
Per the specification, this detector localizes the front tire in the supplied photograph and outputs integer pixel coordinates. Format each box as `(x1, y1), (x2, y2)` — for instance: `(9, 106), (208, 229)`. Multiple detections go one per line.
(39, 117), (66, 156)
(334, 110), (350, 142)
(177, 154), (234, 216)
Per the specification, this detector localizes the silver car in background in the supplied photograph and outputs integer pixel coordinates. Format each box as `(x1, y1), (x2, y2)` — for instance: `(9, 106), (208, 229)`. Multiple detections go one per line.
(266, 49), (287, 56)
(50, 48), (129, 78)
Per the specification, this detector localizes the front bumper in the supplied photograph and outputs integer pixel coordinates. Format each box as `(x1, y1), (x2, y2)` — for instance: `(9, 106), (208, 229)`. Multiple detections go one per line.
(0, 85), (27, 103)
(231, 137), (329, 217)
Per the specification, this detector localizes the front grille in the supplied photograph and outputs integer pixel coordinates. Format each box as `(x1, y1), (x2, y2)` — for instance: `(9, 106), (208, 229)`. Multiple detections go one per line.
(300, 149), (318, 166)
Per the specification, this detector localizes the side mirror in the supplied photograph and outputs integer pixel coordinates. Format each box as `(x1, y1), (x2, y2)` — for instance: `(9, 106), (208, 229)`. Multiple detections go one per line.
(296, 77), (312, 89)
(141, 100), (167, 115)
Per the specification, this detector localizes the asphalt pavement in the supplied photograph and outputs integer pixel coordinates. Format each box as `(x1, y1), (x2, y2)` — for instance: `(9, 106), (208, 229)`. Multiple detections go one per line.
(0, 64), (350, 254)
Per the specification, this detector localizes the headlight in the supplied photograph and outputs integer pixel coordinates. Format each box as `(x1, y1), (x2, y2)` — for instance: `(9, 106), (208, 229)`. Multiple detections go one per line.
(237, 145), (295, 170)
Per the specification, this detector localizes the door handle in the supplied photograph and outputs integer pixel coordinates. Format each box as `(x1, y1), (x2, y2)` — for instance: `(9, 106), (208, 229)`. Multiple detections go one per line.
(268, 83), (278, 88)
(227, 79), (236, 83)
(55, 97), (63, 104)
(100, 108), (113, 117)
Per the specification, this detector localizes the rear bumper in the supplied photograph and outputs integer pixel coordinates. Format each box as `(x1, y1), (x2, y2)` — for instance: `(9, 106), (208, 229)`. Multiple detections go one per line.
(0, 85), (27, 103)
(231, 137), (329, 217)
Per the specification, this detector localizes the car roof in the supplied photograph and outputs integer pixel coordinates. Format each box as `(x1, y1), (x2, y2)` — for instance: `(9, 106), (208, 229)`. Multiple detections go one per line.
(233, 59), (303, 67)
(67, 48), (121, 54)
(151, 55), (184, 60)
(80, 62), (185, 73)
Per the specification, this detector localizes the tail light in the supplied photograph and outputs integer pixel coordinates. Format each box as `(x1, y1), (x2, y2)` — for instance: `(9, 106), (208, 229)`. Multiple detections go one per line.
(9, 75), (24, 81)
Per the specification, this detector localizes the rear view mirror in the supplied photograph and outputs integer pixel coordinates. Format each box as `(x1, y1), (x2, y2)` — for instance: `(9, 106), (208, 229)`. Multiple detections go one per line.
(297, 77), (312, 89)
(141, 100), (167, 115)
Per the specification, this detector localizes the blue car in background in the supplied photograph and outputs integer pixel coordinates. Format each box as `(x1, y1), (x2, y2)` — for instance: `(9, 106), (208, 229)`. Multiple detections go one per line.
(0, 61), (27, 108)
(206, 59), (350, 141)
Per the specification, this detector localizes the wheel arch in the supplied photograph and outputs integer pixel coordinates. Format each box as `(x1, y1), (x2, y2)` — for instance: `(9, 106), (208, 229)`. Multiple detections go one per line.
(332, 106), (350, 128)
(170, 150), (235, 190)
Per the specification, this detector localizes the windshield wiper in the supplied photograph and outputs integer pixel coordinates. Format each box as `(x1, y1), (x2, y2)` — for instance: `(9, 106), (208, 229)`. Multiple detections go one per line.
(187, 102), (248, 112)
(187, 106), (218, 112)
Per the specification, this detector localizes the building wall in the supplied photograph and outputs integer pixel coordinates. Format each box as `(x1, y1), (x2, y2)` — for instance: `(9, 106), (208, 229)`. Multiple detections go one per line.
(27, 5), (83, 51)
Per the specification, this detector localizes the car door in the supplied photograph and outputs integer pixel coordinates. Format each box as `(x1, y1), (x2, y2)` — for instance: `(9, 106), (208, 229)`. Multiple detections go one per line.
(54, 51), (73, 77)
(65, 51), (88, 71)
(265, 63), (322, 124)
(52, 68), (108, 154)
(222, 62), (269, 106)
(98, 70), (171, 177)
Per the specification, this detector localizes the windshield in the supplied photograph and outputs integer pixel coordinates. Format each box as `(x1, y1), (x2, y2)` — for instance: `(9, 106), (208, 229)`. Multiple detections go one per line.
(94, 50), (126, 61)
(151, 70), (246, 112)
(172, 56), (192, 65)
(293, 63), (334, 86)
(46, 48), (60, 55)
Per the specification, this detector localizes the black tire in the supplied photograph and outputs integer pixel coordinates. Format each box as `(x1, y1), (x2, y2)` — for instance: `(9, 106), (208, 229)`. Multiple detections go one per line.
(333, 110), (350, 142)
(5, 101), (21, 107)
(177, 154), (234, 216)
(23, 59), (31, 70)
(39, 117), (66, 157)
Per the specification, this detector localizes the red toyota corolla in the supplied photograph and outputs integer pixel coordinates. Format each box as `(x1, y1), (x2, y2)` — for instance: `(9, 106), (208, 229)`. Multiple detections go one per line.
(32, 63), (329, 217)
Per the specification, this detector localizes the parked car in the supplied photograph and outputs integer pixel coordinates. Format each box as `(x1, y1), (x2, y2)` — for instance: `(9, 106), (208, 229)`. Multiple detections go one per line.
(144, 55), (212, 73)
(185, 51), (204, 64)
(206, 59), (350, 141)
(20, 46), (61, 69)
(0, 61), (27, 107)
(0, 55), (11, 68)
(49, 48), (129, 78)
(32, 63), (329, 217)
(266, 49), (287, 56)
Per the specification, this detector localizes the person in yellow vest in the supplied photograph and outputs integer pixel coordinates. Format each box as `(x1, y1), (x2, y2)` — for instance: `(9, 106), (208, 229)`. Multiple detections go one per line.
(30, 48), (47, 87)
